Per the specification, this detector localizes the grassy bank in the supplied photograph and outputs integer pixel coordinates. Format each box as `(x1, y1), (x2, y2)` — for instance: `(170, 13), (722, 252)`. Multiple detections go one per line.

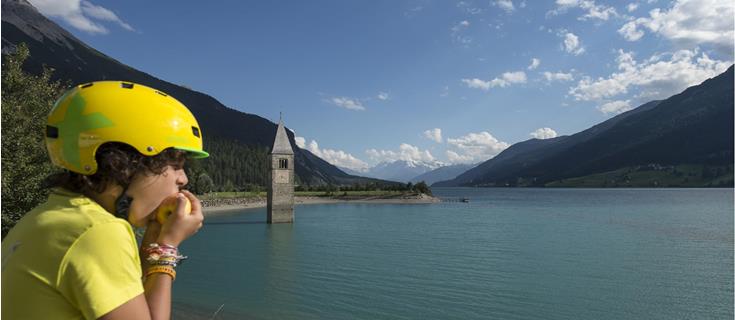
(546, 164), (733, 188)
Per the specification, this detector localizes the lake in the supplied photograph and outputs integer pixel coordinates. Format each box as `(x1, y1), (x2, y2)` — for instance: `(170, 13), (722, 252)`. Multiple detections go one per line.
(172, 188), (733, 319)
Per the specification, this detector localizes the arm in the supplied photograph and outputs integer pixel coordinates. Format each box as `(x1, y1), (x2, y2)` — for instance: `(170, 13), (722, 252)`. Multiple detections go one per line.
(99, 191), (203, 320)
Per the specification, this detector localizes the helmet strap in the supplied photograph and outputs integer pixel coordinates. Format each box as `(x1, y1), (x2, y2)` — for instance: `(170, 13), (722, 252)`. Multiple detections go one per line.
(114, 186), (133, 221)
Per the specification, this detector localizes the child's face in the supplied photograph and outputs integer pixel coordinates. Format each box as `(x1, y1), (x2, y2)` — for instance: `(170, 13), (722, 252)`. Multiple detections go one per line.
(125, 165), (188, 227)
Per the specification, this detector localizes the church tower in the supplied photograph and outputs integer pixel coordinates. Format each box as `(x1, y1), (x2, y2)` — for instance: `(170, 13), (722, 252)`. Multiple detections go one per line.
(267, 116), (295, 224)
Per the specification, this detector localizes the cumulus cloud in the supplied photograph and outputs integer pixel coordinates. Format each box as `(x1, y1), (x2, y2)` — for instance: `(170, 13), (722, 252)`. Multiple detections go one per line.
(528, 58), (541, 70)
(562, 32), (585, 55)
(462, 78), (492, 90)
(616, 0), (734, 55)
(627, 3), (639, 11)
(303, 139), (369, 172)
(329, 97), (366, 111)
(366, 143), (436, 164)
(542, 71), (574, 82)
(494, 0), (515, 12)
(29, 0), (134, 34)
(530, 127), (559, 139)
(551, 0), (618, 21)
(446, 131), (510, 163)
(423, 128), (443, 143)
(569, 49), (731, 102)
(294, 136), (306, 148)
(377, 92), (390, 100)
(619, 21), (645, 41)
(462, 71), (527, 91)
(598, 100), (633, 115)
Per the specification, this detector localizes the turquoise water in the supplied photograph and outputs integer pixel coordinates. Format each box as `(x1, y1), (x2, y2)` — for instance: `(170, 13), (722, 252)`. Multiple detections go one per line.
(172, 188), (733, 319)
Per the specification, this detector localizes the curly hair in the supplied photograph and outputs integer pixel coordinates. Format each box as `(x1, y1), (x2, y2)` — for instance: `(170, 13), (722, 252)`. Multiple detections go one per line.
(46, 143), (187, 195)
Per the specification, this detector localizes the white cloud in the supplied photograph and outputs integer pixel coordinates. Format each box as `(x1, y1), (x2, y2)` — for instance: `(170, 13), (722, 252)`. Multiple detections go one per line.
(80, 1), (133, 31)
(530, 127), (559, 139)
(562, 32), (585, 55)
(446, 150), (475, 163)
(543, 71), (575, 82)
(440, 86), (450, 97)
(451, 20), (472, 45)
(462, 71), (527, 91)
(366, 143), (436, 164)
(598, 100), (633, 115)
(627, 3), (639, 11)
(618, 21), (645, 41)
(446, 131), (510, 163)
(569, 49), (731, 102)
(457, 1), (483, 14)
(377, 92), (390, 100)
(461, 78), (491, 90)
(494, 0), (515, 12)
(29, 0), (134, 34)
(294, 136), (306, 148)
(502, 71), (527, 83)
(551, 0), (618, 20)
(329, 97), (365, 111)
(617, 0), (734, 55)
(404, 6), (423, 17)
(423, 128), (443, 143)
(304, 139), (369, 172)
(527, 58), (541, 70)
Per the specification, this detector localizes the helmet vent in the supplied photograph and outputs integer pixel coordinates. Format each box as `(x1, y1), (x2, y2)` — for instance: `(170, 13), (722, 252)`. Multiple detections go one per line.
(46, 125), (59, 138)
(155, 91), (168, 97)
(121, 83), (134, 89)
(192, 126), (200, 138)
(81, 83), (94, 89)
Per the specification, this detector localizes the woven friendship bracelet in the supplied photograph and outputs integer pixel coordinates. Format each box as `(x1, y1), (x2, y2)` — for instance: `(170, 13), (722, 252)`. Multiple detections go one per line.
(144, 243), (188, 267)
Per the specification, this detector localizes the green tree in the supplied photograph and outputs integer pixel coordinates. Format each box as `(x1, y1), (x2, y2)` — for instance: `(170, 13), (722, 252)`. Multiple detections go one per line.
(194, 173), (214, 194)
(413, 181), (432, 196)
(2, 44), (67, 238)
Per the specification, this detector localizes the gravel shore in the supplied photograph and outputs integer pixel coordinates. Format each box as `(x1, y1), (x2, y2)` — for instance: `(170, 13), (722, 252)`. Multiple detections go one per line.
(202, 193), (441, 215)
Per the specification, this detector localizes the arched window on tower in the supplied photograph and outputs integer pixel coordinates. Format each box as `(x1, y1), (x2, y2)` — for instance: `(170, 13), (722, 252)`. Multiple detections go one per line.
(279, 158), (288, 169)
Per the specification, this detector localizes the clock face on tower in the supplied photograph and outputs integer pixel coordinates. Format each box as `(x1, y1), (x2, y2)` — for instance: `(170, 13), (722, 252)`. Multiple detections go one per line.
(275, 170), (289, 184)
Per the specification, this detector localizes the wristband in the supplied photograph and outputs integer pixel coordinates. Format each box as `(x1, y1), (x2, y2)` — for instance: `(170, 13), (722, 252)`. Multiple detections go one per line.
(145, 265), (176, 281)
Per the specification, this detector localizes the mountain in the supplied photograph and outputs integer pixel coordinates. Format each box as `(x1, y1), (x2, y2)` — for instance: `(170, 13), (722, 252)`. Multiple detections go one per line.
(412, 163), (476, 185)
(1, 0), (391, 187)
(436, 66), (734, 187)
(362, 160), (444, 183)
(337, 166), (367, 177)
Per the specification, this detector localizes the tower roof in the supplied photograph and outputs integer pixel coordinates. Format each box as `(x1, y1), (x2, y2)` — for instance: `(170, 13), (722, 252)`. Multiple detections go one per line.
(271, 119), (294, 155)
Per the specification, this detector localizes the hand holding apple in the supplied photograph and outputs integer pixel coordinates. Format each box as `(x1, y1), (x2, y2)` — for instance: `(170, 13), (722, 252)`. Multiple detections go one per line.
(156, 194), (192, 224)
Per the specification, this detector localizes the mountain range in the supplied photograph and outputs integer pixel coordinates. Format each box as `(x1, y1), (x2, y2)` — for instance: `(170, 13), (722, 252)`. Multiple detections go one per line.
(2, 0), (732, 189)
(435, 66), (734, 187)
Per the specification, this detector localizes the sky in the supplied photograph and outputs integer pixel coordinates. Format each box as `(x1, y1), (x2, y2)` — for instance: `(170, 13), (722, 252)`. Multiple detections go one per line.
(29, 0), (734, 172)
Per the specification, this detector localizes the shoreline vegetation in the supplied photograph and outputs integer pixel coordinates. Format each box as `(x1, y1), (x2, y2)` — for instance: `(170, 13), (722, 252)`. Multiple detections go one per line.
(201, 191), (441, 214)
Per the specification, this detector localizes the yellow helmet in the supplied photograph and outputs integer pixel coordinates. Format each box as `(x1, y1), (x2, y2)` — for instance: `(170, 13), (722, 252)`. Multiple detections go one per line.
(45, 81), (209, 175)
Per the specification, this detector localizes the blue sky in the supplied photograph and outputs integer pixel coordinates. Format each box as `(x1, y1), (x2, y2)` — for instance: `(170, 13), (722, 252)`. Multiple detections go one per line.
(30, 0), (733, 171)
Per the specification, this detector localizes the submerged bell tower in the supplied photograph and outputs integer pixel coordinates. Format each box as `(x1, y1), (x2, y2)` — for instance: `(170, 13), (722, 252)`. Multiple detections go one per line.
(267, 115), (295, 223)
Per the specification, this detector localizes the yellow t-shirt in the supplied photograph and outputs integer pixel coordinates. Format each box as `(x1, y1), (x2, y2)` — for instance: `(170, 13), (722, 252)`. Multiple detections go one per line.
(2, 188), (144, 320)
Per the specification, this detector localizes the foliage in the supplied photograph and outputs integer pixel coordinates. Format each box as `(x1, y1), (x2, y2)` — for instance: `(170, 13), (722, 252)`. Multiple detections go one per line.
(413, 181), (432, 195)
(195, 135), (270, 192)
(1, 44), (67, 238)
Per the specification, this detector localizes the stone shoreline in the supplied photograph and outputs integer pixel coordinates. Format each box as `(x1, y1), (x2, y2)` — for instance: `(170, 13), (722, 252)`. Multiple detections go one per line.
(201, 193), (441, 215)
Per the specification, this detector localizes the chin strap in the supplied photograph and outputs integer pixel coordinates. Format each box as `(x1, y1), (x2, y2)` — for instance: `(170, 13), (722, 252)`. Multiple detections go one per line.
(114, 186), (133, 220)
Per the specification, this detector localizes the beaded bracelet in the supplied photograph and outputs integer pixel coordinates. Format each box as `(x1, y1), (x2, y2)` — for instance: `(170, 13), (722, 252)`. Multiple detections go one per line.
(146, 265), (176, 281)
(144, 243), (188, 267)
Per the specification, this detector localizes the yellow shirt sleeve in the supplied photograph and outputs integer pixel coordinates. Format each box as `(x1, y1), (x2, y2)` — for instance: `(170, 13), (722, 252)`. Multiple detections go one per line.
(57, 221), (144, 320)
